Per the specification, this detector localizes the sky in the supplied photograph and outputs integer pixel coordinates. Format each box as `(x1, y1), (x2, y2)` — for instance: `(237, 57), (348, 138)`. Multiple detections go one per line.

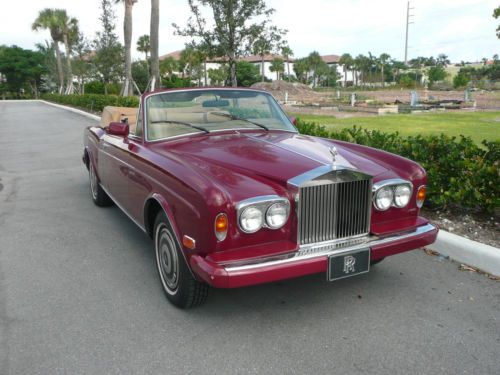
(0, 0), (498, 63)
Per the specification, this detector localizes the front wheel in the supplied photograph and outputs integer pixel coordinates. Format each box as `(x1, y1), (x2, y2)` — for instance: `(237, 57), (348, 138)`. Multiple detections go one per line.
(154, 212), (209, 308)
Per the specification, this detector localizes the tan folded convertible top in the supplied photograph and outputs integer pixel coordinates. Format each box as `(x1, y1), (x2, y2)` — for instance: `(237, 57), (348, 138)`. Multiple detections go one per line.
(100, 106), (138, 133)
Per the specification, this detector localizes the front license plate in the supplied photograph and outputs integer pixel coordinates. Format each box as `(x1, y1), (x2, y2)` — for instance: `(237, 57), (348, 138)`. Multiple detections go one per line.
(328, 248), (370, 281)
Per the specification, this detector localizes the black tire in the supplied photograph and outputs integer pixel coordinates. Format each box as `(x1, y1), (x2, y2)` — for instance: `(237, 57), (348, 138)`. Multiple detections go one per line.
(370, 257), (385, 266)
(154, 212), (209, 308)
(89, 162), (113, 207)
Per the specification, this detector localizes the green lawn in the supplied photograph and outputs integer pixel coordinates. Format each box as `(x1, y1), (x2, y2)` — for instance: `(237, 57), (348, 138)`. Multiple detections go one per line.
(290, 111), (500, 144)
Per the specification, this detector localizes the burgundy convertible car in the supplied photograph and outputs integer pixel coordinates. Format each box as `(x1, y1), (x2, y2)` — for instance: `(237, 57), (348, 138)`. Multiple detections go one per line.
(83, 88), (438, 308)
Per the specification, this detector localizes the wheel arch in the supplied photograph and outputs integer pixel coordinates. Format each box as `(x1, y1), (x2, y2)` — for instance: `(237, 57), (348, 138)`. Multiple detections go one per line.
(144, 193), (197, 278)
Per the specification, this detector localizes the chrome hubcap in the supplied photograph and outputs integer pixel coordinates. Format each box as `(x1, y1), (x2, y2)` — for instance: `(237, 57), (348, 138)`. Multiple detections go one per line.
(156, 225), (179, 292)
(89, 164), (98, 199)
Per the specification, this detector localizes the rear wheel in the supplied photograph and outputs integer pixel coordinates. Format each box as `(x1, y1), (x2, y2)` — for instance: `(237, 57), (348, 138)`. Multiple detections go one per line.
(154, 212), (209, 308)
(89, 162), (112, 207)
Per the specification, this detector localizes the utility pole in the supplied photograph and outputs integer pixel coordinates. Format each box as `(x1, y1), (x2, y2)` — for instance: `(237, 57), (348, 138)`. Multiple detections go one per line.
(404, 1), (414, 65)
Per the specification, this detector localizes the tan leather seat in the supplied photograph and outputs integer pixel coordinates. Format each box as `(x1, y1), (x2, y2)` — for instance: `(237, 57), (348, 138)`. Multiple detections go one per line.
(101, 106), (138, 134)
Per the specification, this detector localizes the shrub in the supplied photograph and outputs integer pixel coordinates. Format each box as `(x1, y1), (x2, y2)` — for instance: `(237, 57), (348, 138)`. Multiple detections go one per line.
(453, 72), (469, 89)
(162, 74), (194, 89)
(296, 119), (499, 212)
(41, 93), (139, 113)
(398, 74), (416, 88)
(84, 81), (122, 95)
(84, 81), (105, 94)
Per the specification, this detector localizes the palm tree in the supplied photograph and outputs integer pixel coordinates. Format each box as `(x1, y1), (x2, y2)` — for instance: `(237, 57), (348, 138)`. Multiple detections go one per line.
(136, 35), (150, 60)
(379, 53), (390, 88)
(307, 51), (323, 88)
(281, 46), (293, 82)
(56, 10), (79, 94)
(269, 58), (285, 81)
(437, 53), (450, 67)
(160, 57), (179, 78)
(253, 37), (271, 82)
(354, 54), (369, 88)
(339, 53), (353, 87)
(32, 9), (65, 94)
(149, 0), (160, 90)
(116, 0), (137, 96)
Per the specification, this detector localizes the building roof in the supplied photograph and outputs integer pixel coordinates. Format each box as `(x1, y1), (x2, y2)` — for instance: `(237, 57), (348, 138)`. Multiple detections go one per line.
(241, 54), (294, 63)
(159, 50), (293, 63)
(159, 50), (183, 61)
(321, 55), (340, 64)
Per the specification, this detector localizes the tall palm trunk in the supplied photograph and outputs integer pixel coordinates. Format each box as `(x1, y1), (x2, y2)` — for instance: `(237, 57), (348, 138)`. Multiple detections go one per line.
(62, 33), (73, 94)
(122, 0), (135, 96)
(149, 0), (160, 91)
(53, 41), (64, 94)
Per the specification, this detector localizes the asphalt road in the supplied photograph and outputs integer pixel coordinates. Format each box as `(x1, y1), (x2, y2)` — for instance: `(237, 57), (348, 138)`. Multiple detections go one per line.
(0, 101), (499, 375)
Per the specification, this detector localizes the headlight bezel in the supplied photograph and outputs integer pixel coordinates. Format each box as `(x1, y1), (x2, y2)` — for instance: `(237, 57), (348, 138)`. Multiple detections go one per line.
(236, 195), (290, 234)
(372, 179), (413, 211)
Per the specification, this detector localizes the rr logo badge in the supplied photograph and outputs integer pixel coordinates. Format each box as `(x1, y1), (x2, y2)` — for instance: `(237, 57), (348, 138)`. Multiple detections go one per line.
(343, 255), (356, 274)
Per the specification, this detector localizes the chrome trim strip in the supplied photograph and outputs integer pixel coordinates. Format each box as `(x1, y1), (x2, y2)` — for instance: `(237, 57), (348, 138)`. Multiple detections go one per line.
(223, 223), (436, 272)
(288, 165), (370, 188)
(372, 178), (412, 192)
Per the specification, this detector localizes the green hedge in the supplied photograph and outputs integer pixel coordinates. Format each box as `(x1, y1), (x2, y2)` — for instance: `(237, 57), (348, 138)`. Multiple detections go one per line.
(296, 119), (499, 212)
(41, 93), (139, 113)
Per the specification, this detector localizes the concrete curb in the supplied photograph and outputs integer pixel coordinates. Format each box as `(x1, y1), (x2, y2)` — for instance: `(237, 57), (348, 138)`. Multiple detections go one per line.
(39, 100), (100, 122)
(428, 230), (500, 277)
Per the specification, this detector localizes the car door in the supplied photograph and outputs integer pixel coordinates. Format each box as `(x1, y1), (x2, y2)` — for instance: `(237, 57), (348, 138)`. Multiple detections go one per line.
(98, 132), (131, 208)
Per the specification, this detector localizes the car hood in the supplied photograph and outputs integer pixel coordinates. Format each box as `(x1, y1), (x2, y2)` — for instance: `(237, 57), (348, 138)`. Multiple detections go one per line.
(154, 131), (390, 186)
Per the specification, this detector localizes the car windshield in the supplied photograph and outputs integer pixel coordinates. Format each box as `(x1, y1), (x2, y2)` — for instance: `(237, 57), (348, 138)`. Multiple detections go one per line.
(145, 89), (296, 141)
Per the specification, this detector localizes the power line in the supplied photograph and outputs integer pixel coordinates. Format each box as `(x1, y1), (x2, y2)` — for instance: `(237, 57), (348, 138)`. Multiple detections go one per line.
(404, 1), (415, 65)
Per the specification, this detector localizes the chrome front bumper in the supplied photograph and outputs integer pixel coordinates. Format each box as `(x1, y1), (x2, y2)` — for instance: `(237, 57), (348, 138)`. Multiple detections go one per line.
(223, 223), (437, 272)
(190, 223), (438, 288)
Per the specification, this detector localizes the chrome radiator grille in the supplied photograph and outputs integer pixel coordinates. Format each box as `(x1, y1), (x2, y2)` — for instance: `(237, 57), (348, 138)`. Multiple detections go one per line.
(298, 178), (372, 245)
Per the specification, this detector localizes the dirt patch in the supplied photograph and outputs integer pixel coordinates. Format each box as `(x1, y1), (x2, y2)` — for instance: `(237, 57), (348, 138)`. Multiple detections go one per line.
(252, 81), (322, 103)
(357, 89), (500, 110)
(422, 208), (499, 248)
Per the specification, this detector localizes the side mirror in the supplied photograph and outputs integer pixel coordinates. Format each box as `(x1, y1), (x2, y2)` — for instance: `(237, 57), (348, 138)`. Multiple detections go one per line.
(289, 116), (298, 127)
(108, 122), (129, 137)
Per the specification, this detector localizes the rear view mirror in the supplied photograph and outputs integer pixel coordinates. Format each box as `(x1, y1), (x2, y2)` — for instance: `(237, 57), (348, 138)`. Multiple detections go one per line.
(108, 122), (129, 137)
(289, 116), (298, 127)
(202, 99), (230, 108)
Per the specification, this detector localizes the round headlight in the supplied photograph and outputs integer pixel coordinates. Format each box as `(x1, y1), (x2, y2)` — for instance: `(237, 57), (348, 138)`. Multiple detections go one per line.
(394, 185), (411, 208)
(375, 186), (394, 211)
(266, 202), (289, 229)
(239, 206), (263, 233)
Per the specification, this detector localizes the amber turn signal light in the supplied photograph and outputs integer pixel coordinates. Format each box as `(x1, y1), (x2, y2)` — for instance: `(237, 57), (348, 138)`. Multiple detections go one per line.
(416, 185), (427, 208)
(215, 213), (228, 241)
(182, 235), (196, 250)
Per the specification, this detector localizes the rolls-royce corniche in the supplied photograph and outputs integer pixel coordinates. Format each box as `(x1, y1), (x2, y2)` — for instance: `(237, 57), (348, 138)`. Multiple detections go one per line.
(83, 88), (438, 308)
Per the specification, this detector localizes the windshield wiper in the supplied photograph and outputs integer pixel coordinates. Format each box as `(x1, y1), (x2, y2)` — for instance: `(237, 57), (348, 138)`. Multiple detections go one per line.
(210, 111), (270, 131)
(151, 120), (210, 134)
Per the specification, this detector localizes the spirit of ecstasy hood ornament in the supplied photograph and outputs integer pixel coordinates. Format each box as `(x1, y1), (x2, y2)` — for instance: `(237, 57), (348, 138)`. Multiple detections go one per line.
(329, 146), (338, 164)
